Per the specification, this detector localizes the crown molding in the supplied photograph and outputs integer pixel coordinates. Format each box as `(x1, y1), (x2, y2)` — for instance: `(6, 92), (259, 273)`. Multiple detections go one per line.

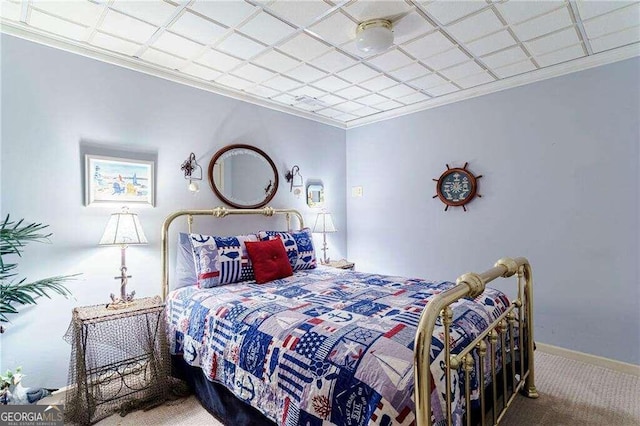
(346, 43), (640, 129)
(1, 19), (638, 132)
(0, 20), (347, 129)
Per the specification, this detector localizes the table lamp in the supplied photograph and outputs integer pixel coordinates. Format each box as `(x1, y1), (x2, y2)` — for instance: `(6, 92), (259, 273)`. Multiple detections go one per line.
(99, 207), (147, 309)
(312, 211), (337, 264)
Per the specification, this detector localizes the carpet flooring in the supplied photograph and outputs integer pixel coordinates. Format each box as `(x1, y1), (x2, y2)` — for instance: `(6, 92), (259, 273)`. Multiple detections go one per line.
(92, 351), (639, 426)
(500, 352), (639, 425)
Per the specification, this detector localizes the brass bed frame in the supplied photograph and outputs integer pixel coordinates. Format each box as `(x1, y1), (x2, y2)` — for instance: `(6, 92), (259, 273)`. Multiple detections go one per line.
(161, 207), (538, 426)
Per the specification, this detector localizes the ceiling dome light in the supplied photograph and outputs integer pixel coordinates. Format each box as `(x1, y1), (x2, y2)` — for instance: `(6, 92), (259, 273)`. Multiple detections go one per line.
(355, 19), (393, 54)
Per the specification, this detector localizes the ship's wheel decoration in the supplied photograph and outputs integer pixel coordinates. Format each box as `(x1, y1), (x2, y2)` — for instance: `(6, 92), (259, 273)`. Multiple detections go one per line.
(433, 162), (482, 211)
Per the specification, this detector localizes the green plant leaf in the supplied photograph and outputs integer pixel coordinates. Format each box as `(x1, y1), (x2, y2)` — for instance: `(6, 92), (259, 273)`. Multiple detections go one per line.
(0, 215), (52, 270)
(0, 215), (77, 325)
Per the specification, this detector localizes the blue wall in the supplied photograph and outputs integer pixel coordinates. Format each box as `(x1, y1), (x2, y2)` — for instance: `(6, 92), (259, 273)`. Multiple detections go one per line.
(346, 58), (640, 365)
(0, 35), (346, 387)
(2, 34), (638, 389)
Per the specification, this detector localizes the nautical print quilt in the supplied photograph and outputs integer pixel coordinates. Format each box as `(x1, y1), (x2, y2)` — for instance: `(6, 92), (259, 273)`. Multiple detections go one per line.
(166, 266), (512, 426)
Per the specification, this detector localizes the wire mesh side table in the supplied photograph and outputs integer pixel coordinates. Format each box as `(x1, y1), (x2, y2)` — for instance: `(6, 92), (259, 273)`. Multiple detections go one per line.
(64, 296), (170, 425)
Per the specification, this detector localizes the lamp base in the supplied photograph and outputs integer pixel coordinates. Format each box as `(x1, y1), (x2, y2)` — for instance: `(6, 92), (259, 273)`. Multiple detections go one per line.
(320, 235), (331, 265)
(106, 300), (136, 310)
(106, 289), (136, 310)
(109, 251), (135, 310)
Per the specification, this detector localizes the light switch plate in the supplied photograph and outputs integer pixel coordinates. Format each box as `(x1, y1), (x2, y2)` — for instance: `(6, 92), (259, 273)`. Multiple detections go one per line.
(352, 186), (363, 197)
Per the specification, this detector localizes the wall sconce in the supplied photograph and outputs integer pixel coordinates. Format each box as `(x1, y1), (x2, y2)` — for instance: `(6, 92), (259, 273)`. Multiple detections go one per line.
(181, 152), (202, 192)
(285, 165), (304, 198)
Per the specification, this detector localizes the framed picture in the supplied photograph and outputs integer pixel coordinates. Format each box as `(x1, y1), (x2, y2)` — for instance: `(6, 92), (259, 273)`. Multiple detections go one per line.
(85, 154), (155, 207)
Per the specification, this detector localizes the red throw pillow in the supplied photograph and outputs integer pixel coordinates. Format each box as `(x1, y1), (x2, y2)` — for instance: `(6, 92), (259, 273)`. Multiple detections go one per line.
(245, 238), (293, 284)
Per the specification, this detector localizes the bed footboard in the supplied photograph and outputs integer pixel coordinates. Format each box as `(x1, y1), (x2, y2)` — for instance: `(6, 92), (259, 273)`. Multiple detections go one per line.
(414, 257), (537, 426)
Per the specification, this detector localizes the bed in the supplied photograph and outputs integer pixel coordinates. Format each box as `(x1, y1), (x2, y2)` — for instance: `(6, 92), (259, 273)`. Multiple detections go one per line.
(161, 207), (538, 426)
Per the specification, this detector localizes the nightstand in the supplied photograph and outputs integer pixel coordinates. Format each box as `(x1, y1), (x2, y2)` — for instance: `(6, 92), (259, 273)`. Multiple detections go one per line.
(64, 296), (169, 425)
(326, 259), (355, 270)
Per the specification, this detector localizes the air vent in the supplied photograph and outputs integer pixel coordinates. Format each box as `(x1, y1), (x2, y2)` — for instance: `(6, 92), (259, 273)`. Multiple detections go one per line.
(294, 95), (327, 108)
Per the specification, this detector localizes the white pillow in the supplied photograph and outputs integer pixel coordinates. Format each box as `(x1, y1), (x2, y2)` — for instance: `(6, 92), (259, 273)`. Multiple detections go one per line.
(174, 232), (197, 288)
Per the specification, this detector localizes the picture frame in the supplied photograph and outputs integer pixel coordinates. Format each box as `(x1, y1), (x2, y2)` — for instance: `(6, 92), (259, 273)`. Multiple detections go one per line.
(85, 154), (155, 207)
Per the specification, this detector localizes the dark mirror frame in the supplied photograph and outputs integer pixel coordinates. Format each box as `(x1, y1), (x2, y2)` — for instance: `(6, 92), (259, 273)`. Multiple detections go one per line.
(207, 144), (279, 209)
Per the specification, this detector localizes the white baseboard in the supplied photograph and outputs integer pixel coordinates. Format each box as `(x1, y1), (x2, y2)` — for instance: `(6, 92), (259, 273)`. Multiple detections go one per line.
(537, 342), (640, 377)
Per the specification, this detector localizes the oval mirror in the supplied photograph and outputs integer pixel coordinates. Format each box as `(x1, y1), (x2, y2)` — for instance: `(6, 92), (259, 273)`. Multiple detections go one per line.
(208, 144), (279, 209)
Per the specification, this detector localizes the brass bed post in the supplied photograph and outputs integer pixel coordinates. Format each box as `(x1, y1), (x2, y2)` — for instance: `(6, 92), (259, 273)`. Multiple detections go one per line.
(443, 307), (453, 426)
(499, 319), (508, 411)
(489, 329), (498, 425)
(523, 263), (538, 398)
(463, 355), (473, 426)
(477, 341), (487, 426)
(516, 268), (525, 383)
(507, 311), (517, 394)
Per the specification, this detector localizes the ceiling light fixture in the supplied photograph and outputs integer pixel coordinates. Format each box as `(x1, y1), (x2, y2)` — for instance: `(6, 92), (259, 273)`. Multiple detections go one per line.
(355, 19), (394, 54)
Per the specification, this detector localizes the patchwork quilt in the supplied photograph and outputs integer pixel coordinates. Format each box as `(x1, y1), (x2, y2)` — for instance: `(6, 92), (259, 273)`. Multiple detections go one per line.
(166, 266), (512, 426)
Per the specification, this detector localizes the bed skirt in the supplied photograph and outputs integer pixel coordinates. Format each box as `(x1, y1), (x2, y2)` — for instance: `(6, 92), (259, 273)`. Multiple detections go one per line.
(172, 355), (276, 426)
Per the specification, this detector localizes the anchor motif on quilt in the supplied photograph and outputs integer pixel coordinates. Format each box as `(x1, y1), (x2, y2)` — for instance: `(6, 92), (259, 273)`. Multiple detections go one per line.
(236, 376), (255, 401)
(441, 384), (457, 405)
(258, 294), (278, 302)
(185, 345), (197, 363)
(327, 311), (354, 323)
(439, 360), (448, 381)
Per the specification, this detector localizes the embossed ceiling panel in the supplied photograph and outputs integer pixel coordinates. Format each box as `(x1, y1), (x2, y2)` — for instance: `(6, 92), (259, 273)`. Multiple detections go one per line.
(1, 0), (638, 127)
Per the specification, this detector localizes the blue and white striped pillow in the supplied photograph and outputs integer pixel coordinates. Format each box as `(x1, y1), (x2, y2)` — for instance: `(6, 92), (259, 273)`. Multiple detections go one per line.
(189, 233), (258, 288)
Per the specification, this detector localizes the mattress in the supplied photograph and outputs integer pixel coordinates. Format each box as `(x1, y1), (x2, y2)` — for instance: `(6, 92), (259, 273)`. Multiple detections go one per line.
(166, 266), (512, 426)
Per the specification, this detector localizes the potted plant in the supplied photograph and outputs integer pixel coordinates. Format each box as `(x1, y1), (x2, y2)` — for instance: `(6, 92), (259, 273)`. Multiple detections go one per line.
(0, 215), (78, 404)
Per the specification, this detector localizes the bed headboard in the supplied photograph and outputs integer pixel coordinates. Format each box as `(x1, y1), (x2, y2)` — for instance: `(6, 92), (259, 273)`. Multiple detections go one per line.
(161, 206), (304, 300)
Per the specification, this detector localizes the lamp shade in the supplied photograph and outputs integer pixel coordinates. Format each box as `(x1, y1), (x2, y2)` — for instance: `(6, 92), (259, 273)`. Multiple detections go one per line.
(312, 212), (337, 234)
(356, 19), (393, 54)
(99, 208), (148, 246)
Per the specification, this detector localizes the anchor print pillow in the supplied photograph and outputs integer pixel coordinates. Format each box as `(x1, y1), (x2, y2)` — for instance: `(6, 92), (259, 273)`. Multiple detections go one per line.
(189, 233), (258, 288)
(257, 228), (316, 271)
